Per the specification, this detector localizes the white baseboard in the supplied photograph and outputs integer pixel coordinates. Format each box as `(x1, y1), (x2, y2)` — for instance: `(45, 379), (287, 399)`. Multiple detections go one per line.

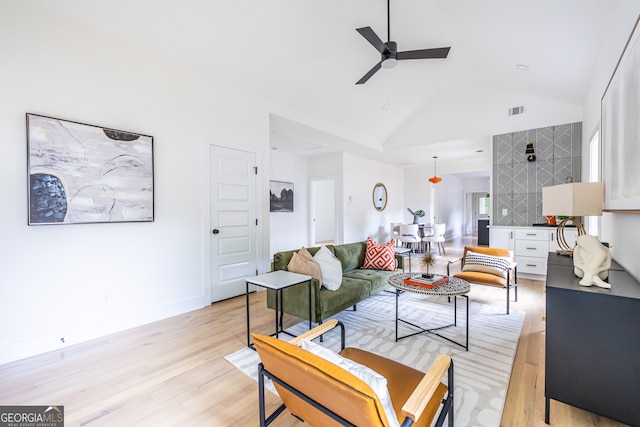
(0, 297), (207, 366)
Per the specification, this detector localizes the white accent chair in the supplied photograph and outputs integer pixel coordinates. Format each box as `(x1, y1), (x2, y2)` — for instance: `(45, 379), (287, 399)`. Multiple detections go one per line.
(398, 224), (421, 253)
(423, 223), (446, 255)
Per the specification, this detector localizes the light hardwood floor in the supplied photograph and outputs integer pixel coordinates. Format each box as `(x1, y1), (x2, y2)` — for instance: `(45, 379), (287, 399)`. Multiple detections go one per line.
(0, 235), (628, 426)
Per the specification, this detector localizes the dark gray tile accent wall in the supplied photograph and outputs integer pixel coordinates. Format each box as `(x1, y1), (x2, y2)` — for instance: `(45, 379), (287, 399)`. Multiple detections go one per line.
(493, 122), (582, 226)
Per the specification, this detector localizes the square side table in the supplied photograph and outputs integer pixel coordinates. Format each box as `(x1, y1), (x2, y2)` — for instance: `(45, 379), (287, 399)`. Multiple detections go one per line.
(246, 270), (312, 349)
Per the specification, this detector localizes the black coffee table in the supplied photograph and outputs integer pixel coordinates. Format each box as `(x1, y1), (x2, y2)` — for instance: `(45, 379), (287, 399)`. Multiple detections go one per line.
(388, 273), (470, 350)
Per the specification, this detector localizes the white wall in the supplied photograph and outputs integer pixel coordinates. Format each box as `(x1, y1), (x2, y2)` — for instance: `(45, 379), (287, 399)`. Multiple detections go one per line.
(0, 5), (282, 364)
(404, 167), (432, 226)
(386, 85), (583, 149)
(403, 168), (480, 239)
(342, 153), (404, 244)
(582, 3), (640, 279)
(434, 176), (465, 239)
(269, 151), (309, 256)
(268, 150), (403, 253)
(313, 179), (336, 242)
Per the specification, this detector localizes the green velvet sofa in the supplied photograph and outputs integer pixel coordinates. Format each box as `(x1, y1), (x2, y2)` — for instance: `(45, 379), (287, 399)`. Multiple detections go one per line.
(266, 241), (404, 323)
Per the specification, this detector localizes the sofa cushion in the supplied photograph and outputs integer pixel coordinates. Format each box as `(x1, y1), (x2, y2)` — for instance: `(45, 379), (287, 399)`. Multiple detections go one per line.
(333, 241), (367, 272)
(344, 269), (396, 295)
(288, 246), (322, 286)
(314, 245), (343, 291)
(453, 271), (508, 288)
(362, 238), (396, 271)
(318, 277), (370, 316)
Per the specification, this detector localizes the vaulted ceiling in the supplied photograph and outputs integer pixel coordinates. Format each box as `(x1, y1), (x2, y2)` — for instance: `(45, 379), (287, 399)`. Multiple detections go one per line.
(39, 0), (626, 170)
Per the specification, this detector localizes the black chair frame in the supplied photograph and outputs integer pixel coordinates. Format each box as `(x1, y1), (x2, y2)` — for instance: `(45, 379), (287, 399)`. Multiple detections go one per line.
(256, 321), (454, 427)
(447, 259), (518, 314)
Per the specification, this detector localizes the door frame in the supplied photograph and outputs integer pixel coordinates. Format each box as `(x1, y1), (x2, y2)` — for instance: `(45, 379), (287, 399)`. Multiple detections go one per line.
(202, 136), (264, 303)
(309, 176), (337, 246)
(461, 191), (490, 234)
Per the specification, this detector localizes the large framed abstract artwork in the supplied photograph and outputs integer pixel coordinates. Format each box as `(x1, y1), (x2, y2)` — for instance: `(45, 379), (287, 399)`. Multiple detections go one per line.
(601, 16), (640, 212)
(27, 113), (154, 225)
(269, 180), (294, 212)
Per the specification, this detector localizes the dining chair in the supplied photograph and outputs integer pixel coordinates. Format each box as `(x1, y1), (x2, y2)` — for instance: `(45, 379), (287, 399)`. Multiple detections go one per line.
(419, 223), (433, 252)
(423, 223), (446, 255)
(398, 224), (421, 253)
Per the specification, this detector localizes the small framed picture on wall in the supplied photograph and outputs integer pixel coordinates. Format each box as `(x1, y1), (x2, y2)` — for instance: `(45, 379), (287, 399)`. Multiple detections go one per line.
(270, 181), (294, 212)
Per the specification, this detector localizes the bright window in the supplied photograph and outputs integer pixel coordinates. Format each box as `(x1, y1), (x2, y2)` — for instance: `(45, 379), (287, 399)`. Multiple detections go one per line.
(478, 195), (490, 216)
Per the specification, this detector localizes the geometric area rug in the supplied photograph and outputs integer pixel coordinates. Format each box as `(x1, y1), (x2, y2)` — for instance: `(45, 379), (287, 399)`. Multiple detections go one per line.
(225, 292), (525, 427)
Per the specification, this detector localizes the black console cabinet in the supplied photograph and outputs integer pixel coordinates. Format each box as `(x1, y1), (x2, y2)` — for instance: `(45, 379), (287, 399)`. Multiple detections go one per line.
(477, 219), (489, 246)
(545, 253), (640, 426)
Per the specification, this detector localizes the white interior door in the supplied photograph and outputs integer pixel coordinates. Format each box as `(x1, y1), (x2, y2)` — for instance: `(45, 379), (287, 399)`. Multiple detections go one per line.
(210, 145), (257, 302)
(310, 178), (336, 246)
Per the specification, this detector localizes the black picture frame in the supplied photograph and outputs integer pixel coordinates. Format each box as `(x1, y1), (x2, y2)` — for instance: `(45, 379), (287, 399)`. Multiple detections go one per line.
(27, 113), (154, 224)
(270, 180), (294, 212)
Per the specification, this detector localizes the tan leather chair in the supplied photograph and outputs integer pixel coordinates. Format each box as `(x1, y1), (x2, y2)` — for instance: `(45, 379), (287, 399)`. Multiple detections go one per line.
(253, 319), (454, 427)
(447, 245), (518, 314)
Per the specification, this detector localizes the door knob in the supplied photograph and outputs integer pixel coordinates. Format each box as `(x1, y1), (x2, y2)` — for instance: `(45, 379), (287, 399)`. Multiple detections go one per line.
(212, 229), (220, 234)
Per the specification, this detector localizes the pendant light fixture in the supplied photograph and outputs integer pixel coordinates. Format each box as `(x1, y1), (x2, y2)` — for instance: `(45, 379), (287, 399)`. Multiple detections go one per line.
(428, 156), (442, 184)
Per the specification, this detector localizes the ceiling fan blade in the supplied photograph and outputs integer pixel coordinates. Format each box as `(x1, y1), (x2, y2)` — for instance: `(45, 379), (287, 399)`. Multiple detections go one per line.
(356, 26), (389, 54)
(356, 62), (382, 85)
(397, 47), (450, 60)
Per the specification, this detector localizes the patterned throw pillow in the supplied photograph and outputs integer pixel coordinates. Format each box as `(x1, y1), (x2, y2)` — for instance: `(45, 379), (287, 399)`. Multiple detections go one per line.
(288, 247), (322, 286)
(462, 250), (512, 278)
(362, 238), (396, 271)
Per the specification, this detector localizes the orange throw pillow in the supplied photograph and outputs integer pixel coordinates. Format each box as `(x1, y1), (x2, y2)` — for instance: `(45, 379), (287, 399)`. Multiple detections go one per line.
(362, 238), (396, 271)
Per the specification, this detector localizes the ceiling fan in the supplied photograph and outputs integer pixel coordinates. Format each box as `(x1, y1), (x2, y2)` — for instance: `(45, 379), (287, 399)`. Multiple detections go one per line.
(355, 0), (451, 84)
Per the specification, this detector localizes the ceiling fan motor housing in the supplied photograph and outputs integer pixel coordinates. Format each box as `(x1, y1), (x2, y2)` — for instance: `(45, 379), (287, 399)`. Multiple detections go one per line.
(382, 41), (398, 68)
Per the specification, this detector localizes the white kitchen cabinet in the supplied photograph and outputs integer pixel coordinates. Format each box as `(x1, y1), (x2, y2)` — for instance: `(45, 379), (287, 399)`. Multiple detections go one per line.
(490, 226), (580, 280)
(549, 228), (579, 252)
(489, 227), (515, 249)
(515, 228), (550, 277)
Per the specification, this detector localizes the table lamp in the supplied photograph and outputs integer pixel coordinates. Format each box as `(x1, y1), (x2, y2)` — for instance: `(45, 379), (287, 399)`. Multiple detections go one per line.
(542, 181), (603, 255)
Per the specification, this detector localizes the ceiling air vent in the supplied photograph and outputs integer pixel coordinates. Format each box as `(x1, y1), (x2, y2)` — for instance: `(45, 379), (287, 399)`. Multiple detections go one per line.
(508, 106), (524, 116)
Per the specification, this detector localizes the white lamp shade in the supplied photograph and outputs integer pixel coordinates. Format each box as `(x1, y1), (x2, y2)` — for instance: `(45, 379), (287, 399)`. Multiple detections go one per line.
(542, 182), (604, 216)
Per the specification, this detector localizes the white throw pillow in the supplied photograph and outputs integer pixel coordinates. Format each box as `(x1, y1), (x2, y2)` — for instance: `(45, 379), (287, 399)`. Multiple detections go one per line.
(300, 339), (400, 427)
(462, 250), (512, 278)
(313, 246), (343, 291)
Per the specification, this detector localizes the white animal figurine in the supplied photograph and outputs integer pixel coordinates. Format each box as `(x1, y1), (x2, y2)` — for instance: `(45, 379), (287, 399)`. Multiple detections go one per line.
(573, 234), (612, 289)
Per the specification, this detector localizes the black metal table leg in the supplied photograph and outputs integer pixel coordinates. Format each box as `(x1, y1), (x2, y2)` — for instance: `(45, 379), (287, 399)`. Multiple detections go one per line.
(275, 289), (281, 339)
(395, 289), (400, 342)
(308, 279), (312, 330)
(246, 281), (251, 348)
(545, 397), (550, 424)
(395, 293), (469, 351)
